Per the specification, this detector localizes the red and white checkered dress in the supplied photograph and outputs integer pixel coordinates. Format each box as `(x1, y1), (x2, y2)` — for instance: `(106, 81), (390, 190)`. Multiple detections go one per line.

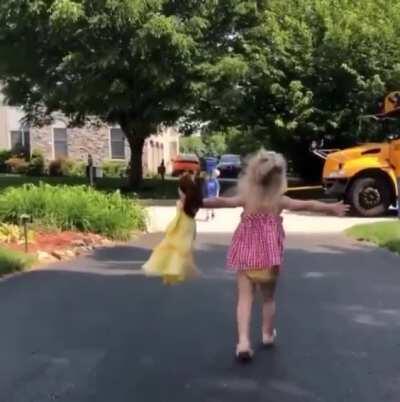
(227, 212), (285, 271)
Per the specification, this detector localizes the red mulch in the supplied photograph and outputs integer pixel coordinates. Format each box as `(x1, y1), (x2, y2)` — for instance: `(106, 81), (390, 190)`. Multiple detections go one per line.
(5, 231), (106, 255)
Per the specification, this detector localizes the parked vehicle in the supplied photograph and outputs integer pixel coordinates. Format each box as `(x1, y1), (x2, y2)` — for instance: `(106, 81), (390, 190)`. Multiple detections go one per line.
(313, 91), (400, 217)
(217, 154), (242, 178)
(171, 154), (200, 176)
(200, 157), (219, 174)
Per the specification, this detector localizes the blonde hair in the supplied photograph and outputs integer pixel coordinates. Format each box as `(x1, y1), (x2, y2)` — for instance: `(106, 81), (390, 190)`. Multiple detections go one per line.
(238, 149), (287, 209)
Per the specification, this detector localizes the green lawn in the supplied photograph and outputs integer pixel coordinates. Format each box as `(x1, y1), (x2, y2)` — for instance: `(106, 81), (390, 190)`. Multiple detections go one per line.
(0, 173), (179, 200)
(0, 247), (36, 276)
(346, 221), (400, 254)
(0, 173), (324, 201)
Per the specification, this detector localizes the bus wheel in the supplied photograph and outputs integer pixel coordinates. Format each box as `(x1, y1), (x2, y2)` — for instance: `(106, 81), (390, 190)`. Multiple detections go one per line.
(347, 176), (391, 217)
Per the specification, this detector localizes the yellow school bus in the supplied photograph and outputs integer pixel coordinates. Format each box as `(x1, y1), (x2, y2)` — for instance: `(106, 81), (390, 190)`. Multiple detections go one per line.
(314, 93), (400, 217)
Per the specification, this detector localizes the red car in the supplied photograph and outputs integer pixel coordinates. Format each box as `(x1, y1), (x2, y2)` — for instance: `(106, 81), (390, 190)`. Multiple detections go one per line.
(172, 154), (200, 176)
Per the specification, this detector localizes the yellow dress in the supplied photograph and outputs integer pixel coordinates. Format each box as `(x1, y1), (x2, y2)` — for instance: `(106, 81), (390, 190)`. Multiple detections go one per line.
(142, 206), (199, 285)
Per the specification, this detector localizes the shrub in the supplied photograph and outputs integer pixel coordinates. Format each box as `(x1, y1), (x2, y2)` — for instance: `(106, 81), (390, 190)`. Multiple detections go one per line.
(102, 161), (127, 178)
(5, 157), (29, 174)
(26, 150), (45, 176)
(67, 161), (86, 177)
(0, 183), (146, 240)
(0, 150), (12, 173)
(0, 247), (35, 276)
(0, 223), (35, 244)
(48, 158), (65, 176)
(49, 158), (86, 177)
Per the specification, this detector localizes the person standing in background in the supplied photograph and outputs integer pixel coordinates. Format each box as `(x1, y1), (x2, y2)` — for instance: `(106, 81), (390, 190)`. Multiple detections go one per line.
(203, 169), (221, 221)
(158, 159), (166, 182)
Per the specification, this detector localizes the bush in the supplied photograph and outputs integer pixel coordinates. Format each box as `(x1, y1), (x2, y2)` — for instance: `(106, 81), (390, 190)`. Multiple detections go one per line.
(67, 161), (86, 177)
(0, 183), (146, 240)
(26, 150), (45, 176)
(0, 150), (12, 173)
(5, 157), (29, 174)
(49, 158), (87, 177)
(0, 223), (35, 244)
(102, 161), (127, 178)
(0, 247), (35, 276)
(48, 158), (65, 176)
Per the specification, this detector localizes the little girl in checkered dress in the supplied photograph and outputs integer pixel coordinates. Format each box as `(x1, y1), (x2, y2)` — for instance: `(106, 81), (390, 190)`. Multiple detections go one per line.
(204, 149), (349, 362)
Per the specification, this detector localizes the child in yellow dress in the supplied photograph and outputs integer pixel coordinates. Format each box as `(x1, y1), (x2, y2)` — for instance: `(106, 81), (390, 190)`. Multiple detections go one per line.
(142, 173), (203, 285)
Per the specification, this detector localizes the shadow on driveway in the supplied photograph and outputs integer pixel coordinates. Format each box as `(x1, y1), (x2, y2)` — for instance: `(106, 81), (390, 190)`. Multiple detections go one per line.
(0, 234), (399, 402)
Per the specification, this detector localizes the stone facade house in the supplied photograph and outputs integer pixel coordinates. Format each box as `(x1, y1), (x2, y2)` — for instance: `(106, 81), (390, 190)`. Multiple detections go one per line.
(0, 104), (180, 175)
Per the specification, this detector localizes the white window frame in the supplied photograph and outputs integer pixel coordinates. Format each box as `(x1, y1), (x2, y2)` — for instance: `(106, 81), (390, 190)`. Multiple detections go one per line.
(109, 127), (126, 160)
(52, 127), (68, 159)
(9, 129), (29, 148)
(9, 129), (30, 153)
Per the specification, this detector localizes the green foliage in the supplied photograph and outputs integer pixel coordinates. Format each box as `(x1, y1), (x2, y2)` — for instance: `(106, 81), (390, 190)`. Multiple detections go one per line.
(0, 0), (218, 185)
(180, 131), (230, 156)
(102, 161), (127, 178)
(0, 183), (146, 240)
(0, 150), (12, 173)
(347, 221), (400, 254)
(3, 1), (400, 180)
(48, 158), (85, 177)
(196, 0), (400, 179)
(67, 160), (86, 177)
(26, 150), (45, 176)
(0, 247), (35, 275)
(202, 132), (228, 156)
(180, 136), (206, 156)
(0, 223), (34, 244)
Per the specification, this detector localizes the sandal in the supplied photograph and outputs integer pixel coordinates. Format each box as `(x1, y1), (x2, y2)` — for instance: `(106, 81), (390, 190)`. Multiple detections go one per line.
(262, 329), (277, 348)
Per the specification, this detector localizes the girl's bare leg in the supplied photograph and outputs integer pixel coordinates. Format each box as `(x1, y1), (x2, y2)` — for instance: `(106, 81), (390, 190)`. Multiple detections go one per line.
(236, 273), (254, 352)
(260, 276), (278, 342)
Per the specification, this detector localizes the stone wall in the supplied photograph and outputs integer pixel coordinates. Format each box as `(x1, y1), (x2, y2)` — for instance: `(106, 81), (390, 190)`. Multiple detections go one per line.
(31, 124), (131, 166)
(67, 125), (112, 166)
(30, 126), (53, 161)
(1, 106), (180, 171)
(30, 122), (178, 172)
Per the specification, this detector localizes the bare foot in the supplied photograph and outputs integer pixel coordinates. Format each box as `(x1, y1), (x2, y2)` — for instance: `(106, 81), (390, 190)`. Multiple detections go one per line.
(236, 343), (254, 363)
(262, 329), (277, 347)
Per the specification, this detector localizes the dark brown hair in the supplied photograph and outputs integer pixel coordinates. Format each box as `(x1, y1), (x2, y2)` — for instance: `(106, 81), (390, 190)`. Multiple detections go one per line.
(179, 173), (203, 218)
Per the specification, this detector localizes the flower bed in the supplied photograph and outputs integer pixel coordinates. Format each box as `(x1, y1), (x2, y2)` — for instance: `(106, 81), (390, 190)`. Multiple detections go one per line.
(0, 183), (146, 240)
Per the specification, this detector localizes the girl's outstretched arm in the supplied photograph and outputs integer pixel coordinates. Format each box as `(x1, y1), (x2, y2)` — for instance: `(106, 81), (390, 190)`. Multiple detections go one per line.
(281, 196), (350, 216)
(203, 196), (243, 209)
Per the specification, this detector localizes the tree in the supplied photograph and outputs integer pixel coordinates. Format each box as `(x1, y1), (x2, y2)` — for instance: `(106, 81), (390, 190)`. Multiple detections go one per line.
(179, 136), (206, 156)
(179, 132), (228, 156)
(0, 0), (217, 186)
(196, 0), (400, 179)
(202, 131), (228, 156)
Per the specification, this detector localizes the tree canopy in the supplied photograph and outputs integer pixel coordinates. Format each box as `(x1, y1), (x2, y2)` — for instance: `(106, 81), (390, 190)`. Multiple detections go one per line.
(197, 0), (400, 178)
(2, 0), (400, 181)
(0, 0), (220, 185)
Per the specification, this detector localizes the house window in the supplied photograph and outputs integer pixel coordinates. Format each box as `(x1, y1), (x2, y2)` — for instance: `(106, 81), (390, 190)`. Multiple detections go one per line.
(53, 128), (68, 158)
(10, 130), (30, 155)
(110, 128), (125, 159)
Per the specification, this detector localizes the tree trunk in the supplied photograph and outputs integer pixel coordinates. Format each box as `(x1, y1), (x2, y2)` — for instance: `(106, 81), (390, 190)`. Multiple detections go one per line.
(119, 119), (156, 188)
(127, 136), (145, 188)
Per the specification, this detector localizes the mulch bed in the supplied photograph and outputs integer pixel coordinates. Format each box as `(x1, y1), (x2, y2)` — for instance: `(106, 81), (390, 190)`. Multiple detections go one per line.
(4, 230), (110, 257)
